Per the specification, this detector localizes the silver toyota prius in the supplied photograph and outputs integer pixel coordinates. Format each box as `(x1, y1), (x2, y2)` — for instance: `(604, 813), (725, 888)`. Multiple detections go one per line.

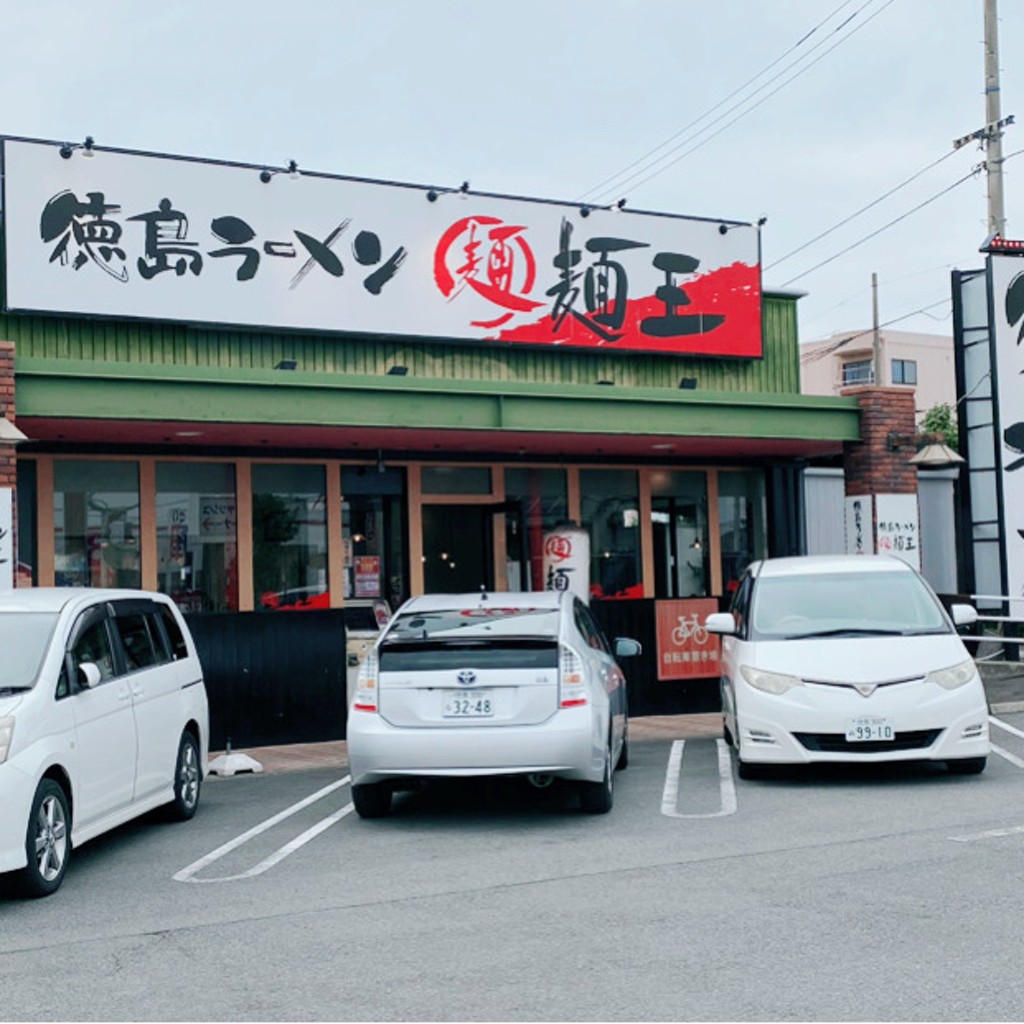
(346, 590), (641, 817)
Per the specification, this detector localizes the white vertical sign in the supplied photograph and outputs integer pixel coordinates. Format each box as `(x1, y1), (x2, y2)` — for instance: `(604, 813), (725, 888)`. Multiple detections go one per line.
(844, 495), (873, 556)
(875, 493), (921, 570)
(0, 490), (13, 591)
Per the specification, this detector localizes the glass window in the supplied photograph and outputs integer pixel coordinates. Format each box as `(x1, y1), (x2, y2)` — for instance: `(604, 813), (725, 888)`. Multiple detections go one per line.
(252, 464), (328, 611)
(841, 359), (874, 386)
(114, 613), (161, 671)
(342, 467), (408, 611)
(54, 460), (140, 589)
(719, 470), (767, 594)
(70, 618), (116, 683)
(156, 463), (238, 613)
(650, 470), (709, 598)
(504, 468), (568, 591)
(892, 359), (918, 385)
(0, 611), (57, 688)
(158, 605), (189, 659)
(16, 461), (37, 587)
(580, 469), (642, 601)
(421, 466), (492, 495)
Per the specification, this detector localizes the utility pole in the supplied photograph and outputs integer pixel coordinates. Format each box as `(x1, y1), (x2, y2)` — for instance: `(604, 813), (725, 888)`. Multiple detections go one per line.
(985, 0), (1006, 237)
(872, 272), (882, 385)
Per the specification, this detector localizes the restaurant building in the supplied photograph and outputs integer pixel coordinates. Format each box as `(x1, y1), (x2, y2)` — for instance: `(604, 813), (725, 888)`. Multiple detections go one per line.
(0, 135), (869, 743)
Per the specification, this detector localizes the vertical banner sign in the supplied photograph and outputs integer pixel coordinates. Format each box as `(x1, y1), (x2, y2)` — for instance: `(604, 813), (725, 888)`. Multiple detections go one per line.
(0, 490), (11, 591)
(875, 493), (921, 570)
(655, 598), (721, 680)
(845, 495), (873, 556)
(542, 525), (590, 603)
(991, 254), (1024, 595)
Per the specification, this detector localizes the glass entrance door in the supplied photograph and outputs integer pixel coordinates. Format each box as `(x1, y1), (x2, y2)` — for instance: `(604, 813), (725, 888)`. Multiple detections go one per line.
(422, 504), (495, 593)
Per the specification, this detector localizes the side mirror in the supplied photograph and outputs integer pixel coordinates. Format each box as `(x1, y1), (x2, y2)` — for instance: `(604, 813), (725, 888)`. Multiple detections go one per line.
(705, 612), (737, 636)
(77, 662), (102, 689)
(950, 603), (979, 627)
(614, 637), (642, 658)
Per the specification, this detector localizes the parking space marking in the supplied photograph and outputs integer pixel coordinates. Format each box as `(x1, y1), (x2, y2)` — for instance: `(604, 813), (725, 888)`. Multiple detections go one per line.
(950, 823), (1024, 843)
(660, 739), (737, 819)
(991, 743), (1024, 769)
(988, 716), (1024, 769)
(174, 776), (351, 884)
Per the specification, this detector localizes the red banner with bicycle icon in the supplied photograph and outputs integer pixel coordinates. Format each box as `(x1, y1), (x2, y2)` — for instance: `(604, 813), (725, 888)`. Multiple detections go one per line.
(655, 599), (721, 681)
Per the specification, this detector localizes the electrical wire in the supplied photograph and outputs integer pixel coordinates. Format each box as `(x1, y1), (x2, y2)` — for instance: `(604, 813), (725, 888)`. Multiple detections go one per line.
(779, 167), (983, 288)
(579, 0), (897, 206)
(575, 0), (860, 204)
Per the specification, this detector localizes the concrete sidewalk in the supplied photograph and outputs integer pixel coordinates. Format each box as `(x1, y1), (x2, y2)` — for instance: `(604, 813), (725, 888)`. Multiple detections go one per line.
(208, 663), (1024, 778)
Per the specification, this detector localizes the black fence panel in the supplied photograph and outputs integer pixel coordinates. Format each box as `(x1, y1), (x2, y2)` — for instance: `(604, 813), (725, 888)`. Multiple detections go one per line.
(591, 599), (723, 717)
(184, 610), (347, 750)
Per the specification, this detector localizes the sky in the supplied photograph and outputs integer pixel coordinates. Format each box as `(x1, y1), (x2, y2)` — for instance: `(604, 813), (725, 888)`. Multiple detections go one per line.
(1, 0), (1022, 344)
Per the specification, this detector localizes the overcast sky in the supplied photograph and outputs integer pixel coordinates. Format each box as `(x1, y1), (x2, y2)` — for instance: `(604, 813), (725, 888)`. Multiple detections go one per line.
(2, 0), (1021, 343)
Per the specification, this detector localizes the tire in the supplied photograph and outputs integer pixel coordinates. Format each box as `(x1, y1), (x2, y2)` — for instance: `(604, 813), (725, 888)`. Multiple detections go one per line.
(737, 757), (767, 781)
(352, 782), (393, 818)
(946, 757), (987, 775)
(723, 721), (735, 748)
(614, 720), (629, 771)
(18, 779), (71, 898)
(580, 743), (614, 814)
(168, 730), (202, 821)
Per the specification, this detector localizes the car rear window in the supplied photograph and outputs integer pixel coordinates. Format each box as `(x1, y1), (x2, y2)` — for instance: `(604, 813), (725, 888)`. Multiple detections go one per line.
(379, 638), (559, 672)
(387, 606), (560, 640)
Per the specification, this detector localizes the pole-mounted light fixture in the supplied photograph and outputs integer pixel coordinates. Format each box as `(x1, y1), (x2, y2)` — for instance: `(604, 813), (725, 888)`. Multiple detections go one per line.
(59, 136), (95, 159)
(887, 431), (966, 468)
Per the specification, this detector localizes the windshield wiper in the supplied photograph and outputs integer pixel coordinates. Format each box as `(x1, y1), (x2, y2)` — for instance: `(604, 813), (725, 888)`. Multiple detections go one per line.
(0, 685), (32, 696)
(781, 627), (907, 639)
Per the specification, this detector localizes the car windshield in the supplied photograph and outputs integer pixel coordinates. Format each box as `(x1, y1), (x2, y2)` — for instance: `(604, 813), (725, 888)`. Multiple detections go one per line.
(750, 570), (950, 640)
(0, 612), (59, 690)
(385, 606), (560, 641)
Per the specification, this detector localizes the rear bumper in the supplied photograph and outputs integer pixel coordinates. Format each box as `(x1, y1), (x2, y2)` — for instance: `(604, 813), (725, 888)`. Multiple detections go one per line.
(346, 706), (603, 786)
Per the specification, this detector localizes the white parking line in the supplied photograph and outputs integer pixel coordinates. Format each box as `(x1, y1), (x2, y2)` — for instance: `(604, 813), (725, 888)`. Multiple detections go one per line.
(174, 776), (352, 884)
(660, 739), (737, 818)
(988, 716), (1024, 769)
(950, 823), (1024, 843)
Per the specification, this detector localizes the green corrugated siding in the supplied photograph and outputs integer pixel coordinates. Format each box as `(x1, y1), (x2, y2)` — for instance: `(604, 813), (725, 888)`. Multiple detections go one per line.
(0, 293), (802, 395)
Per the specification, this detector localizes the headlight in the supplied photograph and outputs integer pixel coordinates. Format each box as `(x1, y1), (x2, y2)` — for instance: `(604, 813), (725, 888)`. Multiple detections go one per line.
(0, 716), (14, 765)
(925, 659), (977, 691)
(740, 665), (803, 695)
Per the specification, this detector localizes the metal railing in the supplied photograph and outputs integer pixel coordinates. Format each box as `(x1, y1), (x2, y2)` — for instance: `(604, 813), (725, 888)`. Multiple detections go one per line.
(958, 593), (1024, 663)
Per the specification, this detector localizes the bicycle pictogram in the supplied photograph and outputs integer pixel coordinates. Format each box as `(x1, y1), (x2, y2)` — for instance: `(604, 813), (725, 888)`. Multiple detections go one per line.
(670, 612), (708, 646)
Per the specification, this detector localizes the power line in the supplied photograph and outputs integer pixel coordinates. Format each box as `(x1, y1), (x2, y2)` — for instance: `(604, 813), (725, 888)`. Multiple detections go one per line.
(765, 149), (960, 270)
(779, 167), (983, 288)
(579, 0), (897, 206)
(575, 0), (860, 204)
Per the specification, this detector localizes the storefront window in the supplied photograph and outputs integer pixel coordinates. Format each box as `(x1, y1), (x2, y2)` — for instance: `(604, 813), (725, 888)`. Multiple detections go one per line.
(580, 469), (642, 600)
(719, 469), (768, 593)
(342, 466), (407, 612)
(252, 464), (328, 611)
(504, 468), (568, 590)
(651, 470), (709, 598)
(54, 460), (140, 589)
(156, 462), (238, 613)
(16, 461), (37, 587)
(421, 466), (492, 495)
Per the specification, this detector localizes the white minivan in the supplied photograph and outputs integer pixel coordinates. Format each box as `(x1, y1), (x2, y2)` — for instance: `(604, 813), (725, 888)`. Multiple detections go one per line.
(0, 588), (209, 896)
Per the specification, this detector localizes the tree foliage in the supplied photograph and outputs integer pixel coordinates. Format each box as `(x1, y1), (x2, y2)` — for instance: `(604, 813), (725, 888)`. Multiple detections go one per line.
(918, 403), (958, 450)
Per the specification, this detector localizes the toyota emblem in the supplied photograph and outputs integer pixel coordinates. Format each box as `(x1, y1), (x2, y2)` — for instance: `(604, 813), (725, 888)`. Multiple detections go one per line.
(456, 669), (477, 686)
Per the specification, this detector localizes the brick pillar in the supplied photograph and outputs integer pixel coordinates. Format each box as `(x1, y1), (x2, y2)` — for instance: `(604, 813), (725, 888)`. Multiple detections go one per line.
(0, 341), (19, 588)
(841, 386), (920, 561)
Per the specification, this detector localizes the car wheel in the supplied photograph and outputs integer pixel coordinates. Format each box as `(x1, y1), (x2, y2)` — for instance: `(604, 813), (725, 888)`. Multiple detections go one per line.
(19, 779), (70, 898)
(736, 757), (767, 781)
(615, 720), (629, 771)
(352, 782), (393, 818)
(580, 742), (614, 814)
(723, 721), (734, 748)
(946, 757), (987, 775)
(168, 730), (202, 821)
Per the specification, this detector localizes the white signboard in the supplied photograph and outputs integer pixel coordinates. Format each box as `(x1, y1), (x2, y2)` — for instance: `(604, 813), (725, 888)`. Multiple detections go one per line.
(844, 494), (873, 556)
(875, 493), (921, 570)
(0, 489), (12, 591)
(1, 138), (762, 359)
(542, 526), (590, 603)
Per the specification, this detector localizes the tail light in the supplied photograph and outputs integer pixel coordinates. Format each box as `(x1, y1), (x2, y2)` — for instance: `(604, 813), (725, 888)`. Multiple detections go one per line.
(560, 644), (588, 708)
(352, 649), (379, 712)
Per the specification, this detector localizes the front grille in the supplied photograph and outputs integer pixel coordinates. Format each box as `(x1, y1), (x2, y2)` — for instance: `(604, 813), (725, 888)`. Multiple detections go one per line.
(793, 729), (943, 754)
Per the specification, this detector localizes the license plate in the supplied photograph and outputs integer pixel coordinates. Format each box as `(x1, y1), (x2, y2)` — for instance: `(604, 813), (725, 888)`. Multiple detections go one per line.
(845, 717), (894, 742)
(443, 690), (495, 718)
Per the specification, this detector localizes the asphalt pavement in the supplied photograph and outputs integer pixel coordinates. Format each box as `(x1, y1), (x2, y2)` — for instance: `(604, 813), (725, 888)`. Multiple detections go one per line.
(207, 660), (1024, 778)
